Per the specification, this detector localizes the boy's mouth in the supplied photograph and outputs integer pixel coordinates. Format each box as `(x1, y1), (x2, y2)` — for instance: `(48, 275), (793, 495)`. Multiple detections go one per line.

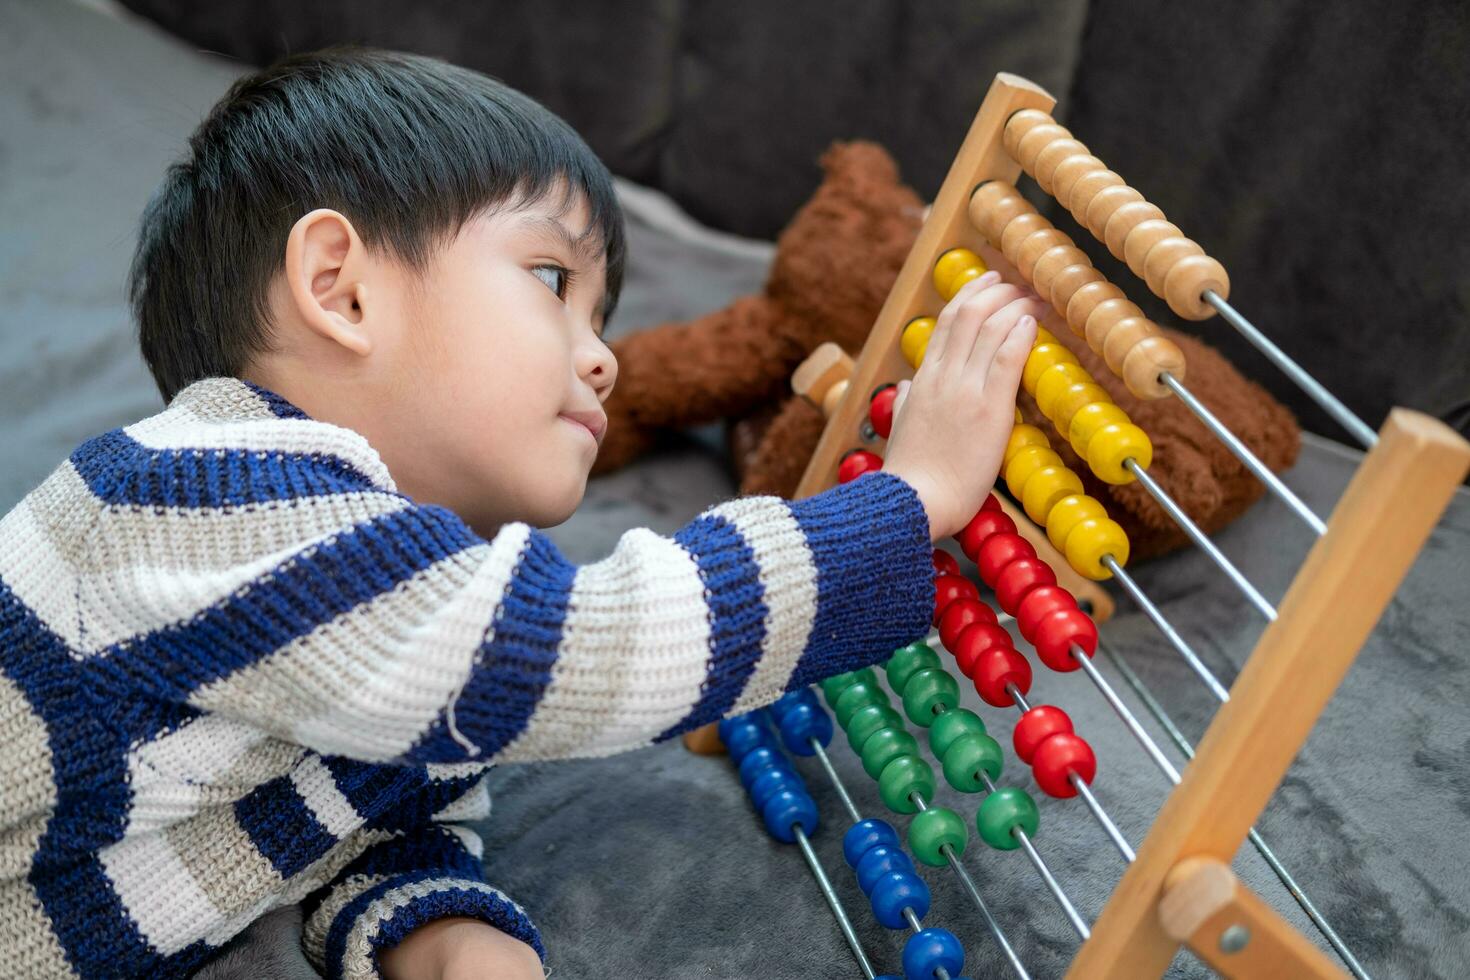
(560, 410), (607, 445)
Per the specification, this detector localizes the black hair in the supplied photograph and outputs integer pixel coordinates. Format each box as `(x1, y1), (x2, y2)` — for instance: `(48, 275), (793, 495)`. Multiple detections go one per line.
(129, 46), (626, 401)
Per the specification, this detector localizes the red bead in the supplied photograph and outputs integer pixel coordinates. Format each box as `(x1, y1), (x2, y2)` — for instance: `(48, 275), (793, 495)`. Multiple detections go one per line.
(1033, 607), (1099, 672)
(1016, 585), (1077, 644)
(976, 532), (1035, 587)
(837, 450), (883, 484)
(931, 549), (961, 578)
(971, 645), (1033, 707)
(1012, 705), (1074, 764)
(933, 574), (980, 626)
(956, 511), (1017, 562)
(981, 493), (1002, 513)
(1032, 732), (1096, 798)
(938, 598), (998, 651)
(950, 622), (1013, 677)
(868, 385), (899, 439)
(994, 558), (1057, 615)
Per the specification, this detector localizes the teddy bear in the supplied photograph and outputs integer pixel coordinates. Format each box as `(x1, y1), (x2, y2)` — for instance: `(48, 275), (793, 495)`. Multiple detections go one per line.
(594, 142), (1300, 561)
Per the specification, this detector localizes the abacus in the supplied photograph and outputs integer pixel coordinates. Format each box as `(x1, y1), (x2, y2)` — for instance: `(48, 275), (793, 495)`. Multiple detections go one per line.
(708, 73), (1470, 979)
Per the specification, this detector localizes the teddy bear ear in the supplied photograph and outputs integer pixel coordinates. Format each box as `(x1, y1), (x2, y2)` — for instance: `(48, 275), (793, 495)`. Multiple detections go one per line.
(819, 140), (901, 186)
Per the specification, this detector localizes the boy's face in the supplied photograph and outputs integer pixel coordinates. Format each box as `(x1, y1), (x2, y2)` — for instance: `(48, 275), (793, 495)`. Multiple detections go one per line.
(388, 192), (617, 533)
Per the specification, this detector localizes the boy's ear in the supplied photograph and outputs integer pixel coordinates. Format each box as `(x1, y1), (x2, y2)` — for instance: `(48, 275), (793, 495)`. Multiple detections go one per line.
(283, 209), (374, 357)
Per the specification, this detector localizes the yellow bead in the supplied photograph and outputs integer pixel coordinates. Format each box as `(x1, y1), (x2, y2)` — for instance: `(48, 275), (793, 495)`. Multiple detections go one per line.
(1064, 517), (1131, 580)
(901, 317), (936, 368)
(946, 265), (988, 298)
(1034, 326), (1059, 347)
(1021, 465), (1085, 525)
(1005, 423), (1052, 465)
(1048, 383), (1113, 433)
(1033, 362), (1092, 420)
(1015, 407), (1023, 424)
(1046, 494), (1109, 553)
(1067, 402), (1129, 456)
(1003, 445), (1061, 495)
(1086, 422), (1154, 484)
(933, 248), (986, 300)
(1021, 343), (1081, 395)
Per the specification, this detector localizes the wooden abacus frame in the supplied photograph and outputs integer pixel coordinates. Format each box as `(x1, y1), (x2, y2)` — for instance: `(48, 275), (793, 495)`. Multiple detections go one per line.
(790, 73), (1470, 978)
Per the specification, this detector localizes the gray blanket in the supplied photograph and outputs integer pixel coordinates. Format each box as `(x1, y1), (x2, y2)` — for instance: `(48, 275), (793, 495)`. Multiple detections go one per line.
(3, 3), (1467, 978)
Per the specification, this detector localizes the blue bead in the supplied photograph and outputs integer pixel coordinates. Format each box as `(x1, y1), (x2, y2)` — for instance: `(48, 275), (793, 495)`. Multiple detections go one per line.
(856, 845), (914, 896)
(749, 767), (803, 810)
(870, 870), (931, 929)
(875, 976), (903, 980)
(842, 819), (900, 868)
(737, 747), (785, 791)
(717, 711), (759, 743)
(761, 788), (818, 844)
(777, 702), (834, 756)
(770, 690), (806, 721)
(795, 686), (822, 710)
(723, 720), (775, 762)
(902, 928), (964, 980)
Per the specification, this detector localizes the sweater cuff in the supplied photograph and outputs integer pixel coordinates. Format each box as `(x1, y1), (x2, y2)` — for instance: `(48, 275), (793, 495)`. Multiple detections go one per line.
(783, 471), (935, 689)
(310, 872), (543, 980)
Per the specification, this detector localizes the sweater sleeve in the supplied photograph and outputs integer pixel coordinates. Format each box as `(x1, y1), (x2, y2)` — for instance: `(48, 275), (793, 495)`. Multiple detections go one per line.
(301, 822), (539, 980)
(124, 470), (934, 764)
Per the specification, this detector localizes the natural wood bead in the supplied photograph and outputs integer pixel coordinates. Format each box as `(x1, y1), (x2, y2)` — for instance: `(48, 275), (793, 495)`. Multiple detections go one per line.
(1032, 139), (1090, 194)
(1015, 229), (1073, 282)
(1003, 108), (1057, 160)
(1163, 253), (1230, 320)
(1049, 264), (1105, 316)
(1084, 184), (1143, 240)
(1102, 316), (1156, 375)
(1031, 245), (1090, 302)
(1066, 281), (1126, 338)
(1122, 334), (1187, 398)
(1083, 296), (1146, 353)
(1065, 169), (1125, 223)
(1122, 219), (1187, 279)
(1050, 155), (1107, 211)
(1015, 123), (1074, 175)
(822, 378), (850, 418)
(1143, 235), (1205, 297)
(969, 184), (1034, 244)
(1103, 200), (1166, 261)
(999, 212), (1054, 262)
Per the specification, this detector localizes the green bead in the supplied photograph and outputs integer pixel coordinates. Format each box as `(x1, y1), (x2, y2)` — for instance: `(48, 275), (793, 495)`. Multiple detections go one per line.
(877, 755), (935, 814)
(901, 668), (961, 727)
(860, 727), (919, 779)
(941, 732), (1005, 793)
(928, 708), (986, 758)
(821, 667), (877, 706)
(977, 786), (1040, 850)
(885, 642), (942, 694)
(846, 704), (904, 753)
(833, 680), (888, 728)
(907, 806), (969, 867)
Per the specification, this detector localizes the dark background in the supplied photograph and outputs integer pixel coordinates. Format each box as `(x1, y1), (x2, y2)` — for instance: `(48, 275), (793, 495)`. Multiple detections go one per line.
(115, 0), (1470, 446)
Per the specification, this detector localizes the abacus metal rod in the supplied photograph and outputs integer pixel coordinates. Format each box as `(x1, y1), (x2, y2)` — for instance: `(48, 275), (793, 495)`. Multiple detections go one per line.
(898, 908), (952, 980)
(792, 823), (878, 980)
(1006, 684), (1135, 864)
(1158, 370), (1327, 536)
(1070, 645), (1183, 784)
(908, 793), (1031, 980)
(811, 740), (1028, 980)
(1102, 555), (1231, 703)
(976, 772), (1091, 940)
(1096, 641), (1374, 980)
(1123, 457), (1279, 622)
(1202, 289), (1379, 449)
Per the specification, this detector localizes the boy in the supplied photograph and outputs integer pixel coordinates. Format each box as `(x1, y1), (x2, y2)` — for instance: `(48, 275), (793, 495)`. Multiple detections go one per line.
(0, 47), (1041, 980)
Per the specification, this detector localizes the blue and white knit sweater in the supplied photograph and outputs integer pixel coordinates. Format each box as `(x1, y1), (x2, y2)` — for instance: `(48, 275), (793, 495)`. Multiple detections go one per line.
(0, 377), (934, 979)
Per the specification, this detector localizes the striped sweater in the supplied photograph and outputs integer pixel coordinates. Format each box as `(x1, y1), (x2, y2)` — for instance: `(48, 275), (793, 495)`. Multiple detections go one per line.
(0, 377), (933, 979)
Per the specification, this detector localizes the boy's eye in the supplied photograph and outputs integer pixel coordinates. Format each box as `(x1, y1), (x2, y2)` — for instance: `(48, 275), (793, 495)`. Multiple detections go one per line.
(530, 264), (569, 299)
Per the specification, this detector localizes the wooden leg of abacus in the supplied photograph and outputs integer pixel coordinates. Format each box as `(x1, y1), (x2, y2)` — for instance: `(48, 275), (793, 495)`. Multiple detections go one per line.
(1067, 409), (1470, 977)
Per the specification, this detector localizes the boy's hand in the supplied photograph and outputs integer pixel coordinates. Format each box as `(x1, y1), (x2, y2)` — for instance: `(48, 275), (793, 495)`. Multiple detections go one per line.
(883, 271), (1043, 541)
(380, 916), (542, 980)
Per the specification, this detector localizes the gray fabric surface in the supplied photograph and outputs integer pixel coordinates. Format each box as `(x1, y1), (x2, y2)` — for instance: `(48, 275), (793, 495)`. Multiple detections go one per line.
(4, 3), (1468, 978)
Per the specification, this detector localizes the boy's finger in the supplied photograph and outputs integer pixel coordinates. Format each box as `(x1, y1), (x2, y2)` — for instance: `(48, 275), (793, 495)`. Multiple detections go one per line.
(942, 282), (1029, 372)
(891, 379), (911, 428)
(925, 271), (1001, 369)
(987, 314), (1039, 395)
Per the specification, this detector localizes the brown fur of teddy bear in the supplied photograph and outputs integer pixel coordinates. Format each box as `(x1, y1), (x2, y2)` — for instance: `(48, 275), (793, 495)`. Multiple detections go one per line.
(596, 142), (1301, 561)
